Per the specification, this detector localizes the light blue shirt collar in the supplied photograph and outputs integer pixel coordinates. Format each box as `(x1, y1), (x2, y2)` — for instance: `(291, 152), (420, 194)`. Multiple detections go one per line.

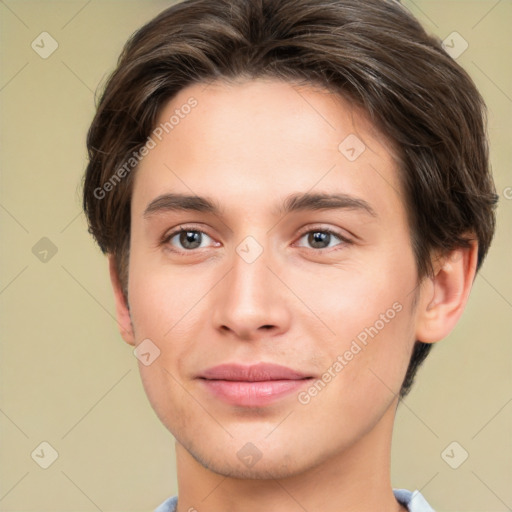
(155, 488), (435, 511)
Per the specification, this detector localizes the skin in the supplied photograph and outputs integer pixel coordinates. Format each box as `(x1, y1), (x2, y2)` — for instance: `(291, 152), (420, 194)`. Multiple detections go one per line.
(109, 78), (478, 512)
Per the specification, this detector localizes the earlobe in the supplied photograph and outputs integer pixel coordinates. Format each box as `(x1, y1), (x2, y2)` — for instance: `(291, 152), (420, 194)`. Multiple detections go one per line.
(415, 240), (479, 344)
(108, 254), (136, 346)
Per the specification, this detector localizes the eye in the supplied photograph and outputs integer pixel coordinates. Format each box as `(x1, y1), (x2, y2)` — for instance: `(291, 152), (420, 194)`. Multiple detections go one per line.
(295, 229), (350, 250)
(161, 226), (351, 254)
(164, 227), (215, 251)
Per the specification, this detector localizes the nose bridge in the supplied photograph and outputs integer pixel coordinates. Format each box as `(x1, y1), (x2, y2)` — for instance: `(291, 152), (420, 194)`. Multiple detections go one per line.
(232, 235), (270, 302)
(229, 234), (274, 312)
(211, 233), (290, 337)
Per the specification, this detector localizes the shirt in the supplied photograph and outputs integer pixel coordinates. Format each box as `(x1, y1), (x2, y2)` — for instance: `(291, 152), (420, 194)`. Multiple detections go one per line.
(154, 488), (435, 511)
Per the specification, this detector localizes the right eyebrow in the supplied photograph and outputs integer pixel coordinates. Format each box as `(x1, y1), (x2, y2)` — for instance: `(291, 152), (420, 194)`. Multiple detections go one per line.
(143, 193), (224, 218)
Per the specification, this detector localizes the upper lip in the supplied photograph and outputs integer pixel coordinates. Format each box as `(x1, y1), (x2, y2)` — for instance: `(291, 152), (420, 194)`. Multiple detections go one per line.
(198, 363), (311, 381)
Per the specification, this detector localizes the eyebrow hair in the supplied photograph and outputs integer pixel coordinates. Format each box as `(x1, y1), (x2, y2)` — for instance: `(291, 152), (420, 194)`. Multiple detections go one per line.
(277, 192), (377, 217)
(144, 193), (222, 217)
(143, 192), (377, 219)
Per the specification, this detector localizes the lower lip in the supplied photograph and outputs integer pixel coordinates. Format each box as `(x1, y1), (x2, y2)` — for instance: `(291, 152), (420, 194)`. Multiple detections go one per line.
(199, 379), (311, 407)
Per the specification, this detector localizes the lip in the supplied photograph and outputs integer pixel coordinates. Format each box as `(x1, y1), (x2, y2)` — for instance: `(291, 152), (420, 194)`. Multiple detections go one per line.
(197, 363), (313, 407)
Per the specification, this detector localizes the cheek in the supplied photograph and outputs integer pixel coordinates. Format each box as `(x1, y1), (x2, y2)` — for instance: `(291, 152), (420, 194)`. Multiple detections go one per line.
(127, 255), (211, 394)
(137, 360), (202, 440)
(297, 258), (412, 336)
(300, 253), (417, 389)
(127, 253), (204, 341)
(127, 256), (206, 425)
(297, 294), (415, 437)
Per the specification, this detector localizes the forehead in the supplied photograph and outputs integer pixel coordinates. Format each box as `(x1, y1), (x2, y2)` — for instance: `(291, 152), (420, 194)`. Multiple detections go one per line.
(132, 78), (403, 221)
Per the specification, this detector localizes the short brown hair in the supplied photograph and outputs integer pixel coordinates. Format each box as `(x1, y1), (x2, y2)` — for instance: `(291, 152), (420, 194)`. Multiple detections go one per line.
(83, 0), (498, 398)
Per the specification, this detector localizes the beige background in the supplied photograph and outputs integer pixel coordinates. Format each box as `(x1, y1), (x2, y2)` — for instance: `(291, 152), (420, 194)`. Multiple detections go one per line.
(0, 1), (510, 511)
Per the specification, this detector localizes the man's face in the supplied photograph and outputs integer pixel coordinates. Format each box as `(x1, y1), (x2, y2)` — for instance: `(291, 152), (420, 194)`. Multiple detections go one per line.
(126, 79), (424, 478)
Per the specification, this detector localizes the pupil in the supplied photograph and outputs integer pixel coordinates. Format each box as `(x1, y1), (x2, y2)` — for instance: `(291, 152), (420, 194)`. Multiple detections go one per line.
(309, 231), (329, 248)
(180, 231), (201, 249)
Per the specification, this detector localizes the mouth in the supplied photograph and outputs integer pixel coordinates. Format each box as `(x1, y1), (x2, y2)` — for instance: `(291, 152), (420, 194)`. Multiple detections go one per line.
(197, 363), (314, 407)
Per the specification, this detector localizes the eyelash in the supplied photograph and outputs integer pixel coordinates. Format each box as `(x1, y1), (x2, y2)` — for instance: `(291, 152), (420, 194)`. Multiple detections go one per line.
(161, 224), (353, 255)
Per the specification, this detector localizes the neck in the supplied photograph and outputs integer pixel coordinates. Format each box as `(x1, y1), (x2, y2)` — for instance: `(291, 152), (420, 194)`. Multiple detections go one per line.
(174, 398), (406, 512)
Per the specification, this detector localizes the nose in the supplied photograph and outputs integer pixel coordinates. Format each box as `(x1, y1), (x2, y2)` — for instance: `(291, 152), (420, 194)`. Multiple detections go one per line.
(211, 241), (292, 340)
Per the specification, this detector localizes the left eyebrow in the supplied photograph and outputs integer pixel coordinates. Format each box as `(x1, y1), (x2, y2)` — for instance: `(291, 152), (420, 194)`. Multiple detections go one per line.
(276, 192), (378, 217)
(143, 191), (378, 219)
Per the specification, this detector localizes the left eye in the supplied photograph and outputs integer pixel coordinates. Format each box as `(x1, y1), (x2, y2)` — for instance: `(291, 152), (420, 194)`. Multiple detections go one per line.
(166, 229), (214, 250)
(296, 230), (346, 250)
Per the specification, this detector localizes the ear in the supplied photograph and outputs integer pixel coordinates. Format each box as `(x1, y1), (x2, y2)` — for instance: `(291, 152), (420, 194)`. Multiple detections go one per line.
(108, 254), (135, 346)
(415, 240), (479, 344)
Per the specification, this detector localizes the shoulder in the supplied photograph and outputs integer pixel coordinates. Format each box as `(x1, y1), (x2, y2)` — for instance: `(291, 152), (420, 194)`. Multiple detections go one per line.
(393, 488), (435, 511)
(154, 495), (178, 512)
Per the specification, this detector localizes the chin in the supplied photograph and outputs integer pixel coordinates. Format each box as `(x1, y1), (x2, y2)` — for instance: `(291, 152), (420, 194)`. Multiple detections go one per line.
(181, 434), (329, 480)
(195, 452), (310, 480)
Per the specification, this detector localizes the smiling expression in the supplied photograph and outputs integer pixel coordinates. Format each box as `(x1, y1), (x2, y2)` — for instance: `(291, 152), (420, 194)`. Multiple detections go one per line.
(122, 78), (426, 478)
